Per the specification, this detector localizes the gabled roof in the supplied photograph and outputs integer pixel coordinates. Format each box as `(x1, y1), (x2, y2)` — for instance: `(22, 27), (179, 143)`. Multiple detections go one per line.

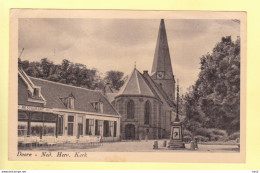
(26, 76), (119, 116)
(142, 71), (175, 108)
(106, 93), (119, 103)
(117, 68), (156, 98)
(18, 68), (46, 104)
(151, 19), (174, 79)
(104, 84), (118, 94)
(18, 68), (34, 92)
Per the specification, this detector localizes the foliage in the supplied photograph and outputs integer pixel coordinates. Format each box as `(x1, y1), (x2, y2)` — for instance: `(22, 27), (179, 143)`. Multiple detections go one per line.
(228, 132), (240, 140)
(183, 129), (193, 143)
(183, 36), (240, 140)
(18, 58), (125, 91)
(194, 135), (209, 142)
(104, 70), (125, 90)
(183, 136), (192, 143)
(208, 128), (227, 137)
(183, 129), (192, 137)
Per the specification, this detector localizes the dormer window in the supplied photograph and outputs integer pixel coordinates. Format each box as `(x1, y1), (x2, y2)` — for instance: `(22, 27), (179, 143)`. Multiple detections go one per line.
(59, 93), (75, 109)
(67, 97), (75, 109)
(91, 102), (103, 113)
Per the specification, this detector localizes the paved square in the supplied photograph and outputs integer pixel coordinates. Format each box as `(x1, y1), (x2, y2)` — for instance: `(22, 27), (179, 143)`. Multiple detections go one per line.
(19, 140), (240, 152)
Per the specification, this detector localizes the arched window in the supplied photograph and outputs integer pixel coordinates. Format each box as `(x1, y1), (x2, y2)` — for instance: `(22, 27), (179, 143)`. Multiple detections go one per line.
(127, 100), (135, 119)
(144, 100), (151, 124)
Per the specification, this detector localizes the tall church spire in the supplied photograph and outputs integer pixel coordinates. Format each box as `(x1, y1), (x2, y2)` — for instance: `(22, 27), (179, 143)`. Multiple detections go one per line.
(151, 19), (173, 79)
(151, 19), (175, 101)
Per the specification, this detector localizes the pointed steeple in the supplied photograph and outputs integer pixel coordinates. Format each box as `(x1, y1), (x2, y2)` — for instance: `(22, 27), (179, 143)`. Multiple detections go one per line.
(151, 19), (175, 101)
(151, 19), (173, 79)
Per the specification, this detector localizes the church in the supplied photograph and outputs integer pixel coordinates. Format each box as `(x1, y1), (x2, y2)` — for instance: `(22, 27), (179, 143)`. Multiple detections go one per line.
(105, 19), (177, 140)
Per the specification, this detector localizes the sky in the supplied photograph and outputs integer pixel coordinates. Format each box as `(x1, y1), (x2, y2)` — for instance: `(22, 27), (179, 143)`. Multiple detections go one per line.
(18, 18), (240, 93)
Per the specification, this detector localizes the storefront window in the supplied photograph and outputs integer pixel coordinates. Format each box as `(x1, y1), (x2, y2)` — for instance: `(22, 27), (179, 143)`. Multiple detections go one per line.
(58, 116), (63, 135)
(109, 121), (113, 137)
(103, 121), (109, 137)
(30, 122), (56, 137)
(95, 120), (103, 136)
(68, 116), (74, 136)
(31, 122), (43, 136)
(43, 123), (56, 136)
(18, 121), (27, 137)
(86, 119), (94, 135)
(95, 120), (99, 135)
(18, 112), (57, 137)
(77, 116), (83, 138)
(89, 119), (94, 135)
(103, 121), (113, 137)
(114, 121), (117, 137)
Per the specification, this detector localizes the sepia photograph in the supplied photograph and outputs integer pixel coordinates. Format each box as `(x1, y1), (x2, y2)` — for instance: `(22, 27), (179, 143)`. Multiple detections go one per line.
(8, 10), (246, 162)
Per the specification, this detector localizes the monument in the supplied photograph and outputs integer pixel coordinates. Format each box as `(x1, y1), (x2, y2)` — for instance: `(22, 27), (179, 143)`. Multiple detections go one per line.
(168, 81), (185, 149)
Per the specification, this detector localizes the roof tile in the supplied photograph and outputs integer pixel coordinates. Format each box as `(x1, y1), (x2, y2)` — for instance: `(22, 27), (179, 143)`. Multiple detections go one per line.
(29, 77), (119, 115)
(117, 68), (155, 97)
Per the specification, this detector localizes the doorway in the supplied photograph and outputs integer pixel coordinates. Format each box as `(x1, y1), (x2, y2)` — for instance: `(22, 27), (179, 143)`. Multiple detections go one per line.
(77, 123), (83, 138)
(125, 124), (135, 140)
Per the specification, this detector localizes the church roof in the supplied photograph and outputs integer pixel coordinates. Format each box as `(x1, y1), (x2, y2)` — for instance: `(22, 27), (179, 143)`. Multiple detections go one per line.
(117, 68), (156, 98)
(142, 71), (175, 108)
(151, 19), (173, 79)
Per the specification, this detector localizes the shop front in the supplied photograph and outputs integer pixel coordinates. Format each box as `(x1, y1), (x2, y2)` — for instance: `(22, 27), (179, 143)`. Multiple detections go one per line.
(60, 112), (120, 142)
(18, 69), (121, 146)
(18, 107), (59, 138)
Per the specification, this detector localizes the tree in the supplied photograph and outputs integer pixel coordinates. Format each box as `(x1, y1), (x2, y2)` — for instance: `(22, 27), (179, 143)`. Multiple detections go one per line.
(40, 58), (55, 78)
(18, 58), (104, 90)
(104, 70), (125, 90)
(183, 36), (240, 137)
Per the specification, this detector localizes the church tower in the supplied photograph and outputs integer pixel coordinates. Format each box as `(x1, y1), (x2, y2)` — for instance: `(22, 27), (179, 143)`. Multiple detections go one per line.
(151, 19), (176, 101)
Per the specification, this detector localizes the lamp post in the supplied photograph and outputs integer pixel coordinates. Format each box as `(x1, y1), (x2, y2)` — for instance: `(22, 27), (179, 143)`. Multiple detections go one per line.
(168, 79), (185, 149)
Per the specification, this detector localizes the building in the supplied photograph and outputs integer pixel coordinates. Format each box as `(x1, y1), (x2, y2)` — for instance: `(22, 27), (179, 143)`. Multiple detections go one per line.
(107, 19), (177, 140)
(18, 68), (120, 142)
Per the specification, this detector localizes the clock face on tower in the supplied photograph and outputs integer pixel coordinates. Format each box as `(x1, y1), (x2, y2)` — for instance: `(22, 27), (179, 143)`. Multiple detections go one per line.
(156, 71), (165, 79)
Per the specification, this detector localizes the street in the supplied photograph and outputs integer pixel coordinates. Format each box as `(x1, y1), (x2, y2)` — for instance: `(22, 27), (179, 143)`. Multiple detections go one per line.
(19, 140), (240, 153)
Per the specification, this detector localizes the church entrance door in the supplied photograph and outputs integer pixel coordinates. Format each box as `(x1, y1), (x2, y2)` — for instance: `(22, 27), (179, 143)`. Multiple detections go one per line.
(125, 124), (135, 140)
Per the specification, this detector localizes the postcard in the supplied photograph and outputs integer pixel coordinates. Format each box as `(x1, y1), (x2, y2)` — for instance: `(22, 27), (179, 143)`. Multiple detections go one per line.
(9, 9), (246, 162)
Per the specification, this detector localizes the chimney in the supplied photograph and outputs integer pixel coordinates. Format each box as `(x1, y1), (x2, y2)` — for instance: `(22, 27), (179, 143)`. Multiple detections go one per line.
(103, 82), (113, 95)
(143, 70), (148, 74)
